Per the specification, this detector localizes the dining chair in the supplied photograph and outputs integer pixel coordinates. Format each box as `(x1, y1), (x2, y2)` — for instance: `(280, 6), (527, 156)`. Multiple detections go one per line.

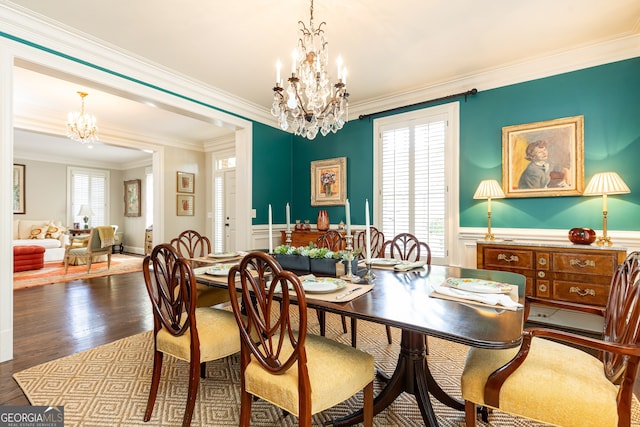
(63, 226), (112, 273)
(315, 230), (349, 335)
(355, 226), (385, 260)
(382, 232), (432, 264)
(461, 251), (640, 427)
(350, 226), (393, 346)
(316, 229), (345, 251)
(227, 251), (374, 426)
(171, 229), (231, 308)
(142, 243), (241, 427)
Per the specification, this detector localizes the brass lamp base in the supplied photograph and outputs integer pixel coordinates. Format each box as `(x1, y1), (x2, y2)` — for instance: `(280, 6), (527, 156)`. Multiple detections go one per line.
(484, 233), (496, 241)
(596, 235), (613, 247)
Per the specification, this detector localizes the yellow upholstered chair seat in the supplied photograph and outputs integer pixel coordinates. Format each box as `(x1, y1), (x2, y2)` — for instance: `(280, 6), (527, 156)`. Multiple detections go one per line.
(246, 333), (374, 416)
(195, 284), (232, 308)
(157, 307), (240, 362)
(462, 337), (619, 427)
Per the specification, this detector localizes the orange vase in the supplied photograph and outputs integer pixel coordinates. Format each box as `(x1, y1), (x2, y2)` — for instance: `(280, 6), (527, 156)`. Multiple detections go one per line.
(317, 210), (330, 231)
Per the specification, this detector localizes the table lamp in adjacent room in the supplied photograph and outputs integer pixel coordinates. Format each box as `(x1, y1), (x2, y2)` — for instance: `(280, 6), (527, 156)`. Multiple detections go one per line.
(583, 172), (630, 246)
(78, 204), (95, 229)
(473, 180), (505, 241)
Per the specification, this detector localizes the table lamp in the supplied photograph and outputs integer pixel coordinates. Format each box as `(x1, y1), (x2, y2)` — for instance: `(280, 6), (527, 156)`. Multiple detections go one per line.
(77, 204), (95, 229)
(583, 172), (630, 246)
(473, 180), (505, 241)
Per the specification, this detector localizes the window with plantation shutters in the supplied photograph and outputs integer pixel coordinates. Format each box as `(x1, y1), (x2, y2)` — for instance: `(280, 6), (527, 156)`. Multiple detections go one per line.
(374, 103), (459, 265)
(68, 167), (109, 228)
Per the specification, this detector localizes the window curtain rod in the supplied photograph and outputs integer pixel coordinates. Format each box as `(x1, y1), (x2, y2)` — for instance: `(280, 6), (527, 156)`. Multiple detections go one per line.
(358, 88), (478, 120)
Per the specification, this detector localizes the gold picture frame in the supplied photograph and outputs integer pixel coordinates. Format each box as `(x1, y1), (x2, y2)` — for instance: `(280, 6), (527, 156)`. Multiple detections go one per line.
(13, 164), (25, 214)
(310, 157), (347, 206)
(177, 171), (194, 193)
(124, 179), (141, 217)
(177, 194), (194, 216)
(502, 115), (584, 198)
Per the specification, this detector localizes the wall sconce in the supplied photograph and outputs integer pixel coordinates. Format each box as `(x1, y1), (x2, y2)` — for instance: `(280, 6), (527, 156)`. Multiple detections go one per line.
(473, 180), (505, 241)
(583, 172), (630, 246)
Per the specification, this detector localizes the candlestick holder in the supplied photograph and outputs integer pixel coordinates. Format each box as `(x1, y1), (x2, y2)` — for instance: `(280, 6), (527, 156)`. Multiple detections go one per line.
(285, 230), (292, 246)
(340, 235), (355, 280)
(363, 262), (376, 283)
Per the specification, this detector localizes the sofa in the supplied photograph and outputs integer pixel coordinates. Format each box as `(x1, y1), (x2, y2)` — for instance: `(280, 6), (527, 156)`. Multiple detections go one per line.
(13, 219), (70, 262)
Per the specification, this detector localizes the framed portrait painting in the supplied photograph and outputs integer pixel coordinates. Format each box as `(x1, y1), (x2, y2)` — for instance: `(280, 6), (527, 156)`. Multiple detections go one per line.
(502, 115), (584, 198)
(310, 157), (347, 206)
(177, 171), (194, 193)
(13, 164), (25, 214)
(177, 195), (194, 216)
(124, 179), (142, 217)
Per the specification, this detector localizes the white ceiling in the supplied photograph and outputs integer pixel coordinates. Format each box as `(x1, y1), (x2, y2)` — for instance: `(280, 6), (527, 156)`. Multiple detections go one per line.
(6, 0), (640, 165)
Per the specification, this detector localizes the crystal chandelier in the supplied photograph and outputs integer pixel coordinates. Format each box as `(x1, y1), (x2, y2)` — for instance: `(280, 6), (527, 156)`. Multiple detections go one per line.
(66, 91), (98, 144)
(271, 0), (349, 140)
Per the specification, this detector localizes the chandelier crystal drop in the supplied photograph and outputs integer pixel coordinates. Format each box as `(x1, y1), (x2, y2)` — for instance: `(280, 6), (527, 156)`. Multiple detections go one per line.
(66, 91), (98, 144)
(271, 0), (349, 140)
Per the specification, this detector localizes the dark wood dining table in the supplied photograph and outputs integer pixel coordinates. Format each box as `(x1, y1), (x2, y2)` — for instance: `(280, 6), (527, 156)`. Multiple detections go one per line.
(196, 262), (525, 426)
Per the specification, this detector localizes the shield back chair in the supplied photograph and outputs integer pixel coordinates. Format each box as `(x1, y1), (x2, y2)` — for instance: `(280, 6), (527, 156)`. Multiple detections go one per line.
(350, 227), (393, 347)
(142, 243), (241, 427)
(355, 226), (385, 261)
(315, 230), (349, 337)
(227, 251), (374, 426)
(171, 229), (231, 308)
(316, 229), (345, 251)
(382, 232), (432, 264)
(461, 251), (640, 427)
(64, 226), (112, 273)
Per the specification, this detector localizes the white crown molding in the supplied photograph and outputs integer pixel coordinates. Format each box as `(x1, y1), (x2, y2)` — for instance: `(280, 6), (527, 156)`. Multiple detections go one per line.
(0, 3), (274, 128)
(349, 33), (640, 120)
(2, 3), (639, 132)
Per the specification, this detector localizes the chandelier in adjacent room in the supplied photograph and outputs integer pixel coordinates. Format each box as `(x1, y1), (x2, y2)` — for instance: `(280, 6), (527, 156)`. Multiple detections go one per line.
(66, 91), (98, 144)
(271, 0), (349, 140)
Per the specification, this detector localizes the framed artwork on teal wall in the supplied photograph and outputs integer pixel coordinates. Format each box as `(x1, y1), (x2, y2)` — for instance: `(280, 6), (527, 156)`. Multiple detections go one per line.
(502, 115), (584, 198)
(310, 157), (347, 206)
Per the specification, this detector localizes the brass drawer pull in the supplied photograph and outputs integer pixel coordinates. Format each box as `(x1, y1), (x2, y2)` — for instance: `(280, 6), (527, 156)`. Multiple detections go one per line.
(537, 271), (546, 278)
(538, 284), (548, 292)
(569, 259), (596, 268)
(569, 286), (596, 297)
(497, 254), (519, 263)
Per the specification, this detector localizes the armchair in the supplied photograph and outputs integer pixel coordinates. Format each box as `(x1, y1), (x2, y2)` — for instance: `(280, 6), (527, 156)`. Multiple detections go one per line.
(461, 251), (640, 427)
(63, 226), (112, 273)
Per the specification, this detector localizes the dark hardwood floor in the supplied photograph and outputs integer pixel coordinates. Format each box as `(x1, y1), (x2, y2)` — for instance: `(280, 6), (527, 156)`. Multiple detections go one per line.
(1, 271), (152, 405)
(2, 271), (639, 407)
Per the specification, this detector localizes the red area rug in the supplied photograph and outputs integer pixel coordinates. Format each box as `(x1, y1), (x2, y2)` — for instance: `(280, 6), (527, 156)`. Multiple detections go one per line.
(13, 254), (143, 290)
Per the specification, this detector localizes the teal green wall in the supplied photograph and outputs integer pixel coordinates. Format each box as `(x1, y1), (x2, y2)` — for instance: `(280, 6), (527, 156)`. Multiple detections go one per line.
(254, 57), (640, 231)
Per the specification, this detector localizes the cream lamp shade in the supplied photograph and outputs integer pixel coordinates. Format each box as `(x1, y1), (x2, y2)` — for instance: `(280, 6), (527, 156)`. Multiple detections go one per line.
(474, 180), (505, 241)
(77, 204), (95, 229)
(583, 172), (630, 246)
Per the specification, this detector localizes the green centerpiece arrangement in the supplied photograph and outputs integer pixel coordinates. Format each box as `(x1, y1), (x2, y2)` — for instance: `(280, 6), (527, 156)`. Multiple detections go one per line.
(273, 244), (360, 276)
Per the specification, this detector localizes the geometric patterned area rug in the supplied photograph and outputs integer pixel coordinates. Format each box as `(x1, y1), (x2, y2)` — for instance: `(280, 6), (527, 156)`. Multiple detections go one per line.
(13, 254), (143, 290)
(13, 310), (640, 427)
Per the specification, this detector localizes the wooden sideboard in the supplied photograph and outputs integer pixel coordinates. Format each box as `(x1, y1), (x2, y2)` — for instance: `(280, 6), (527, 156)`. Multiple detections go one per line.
(280, 229), (352, 249)
(477, 241), (626, 309)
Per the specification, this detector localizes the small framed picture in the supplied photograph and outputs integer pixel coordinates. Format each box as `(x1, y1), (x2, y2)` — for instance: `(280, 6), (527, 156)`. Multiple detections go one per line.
(177, 195), (194, 216)
(177, 171), (194, 193)
(124, 179), (142, 217)
(310, 157), (347, 206)
(13, 164), (25, 214)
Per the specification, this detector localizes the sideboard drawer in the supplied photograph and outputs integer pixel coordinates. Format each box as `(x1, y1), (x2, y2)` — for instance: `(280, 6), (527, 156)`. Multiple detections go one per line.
(552, 280), (610, 306)
(482, 248), (534, 270)
(552, 252), (619, 276)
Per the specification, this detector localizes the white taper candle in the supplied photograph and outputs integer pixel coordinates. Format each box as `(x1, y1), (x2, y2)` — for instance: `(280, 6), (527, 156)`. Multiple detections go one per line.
(365, 199), (371, 263)
(268, 204), (273, 254)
